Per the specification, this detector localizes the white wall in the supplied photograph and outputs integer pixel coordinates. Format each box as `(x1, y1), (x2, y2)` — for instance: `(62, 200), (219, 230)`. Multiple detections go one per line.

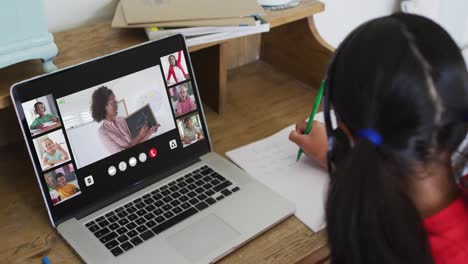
(401, 0), (468, 63)
(45, 0), (399, 44)
(45, 0), (119, 32)
(315, 0), (468, 62)
(314, 0), (399, 48)
(66, 122), (104, 168)
(45, 0), (467, 60)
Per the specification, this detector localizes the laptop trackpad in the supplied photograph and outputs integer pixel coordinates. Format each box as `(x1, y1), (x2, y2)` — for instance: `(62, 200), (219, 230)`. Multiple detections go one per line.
(167, 214), (240, 262)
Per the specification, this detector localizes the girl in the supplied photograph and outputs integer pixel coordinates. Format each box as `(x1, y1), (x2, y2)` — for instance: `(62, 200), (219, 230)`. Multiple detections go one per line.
(175, 84), (196, 116)
(42, 138), (70, 167)
(166, 50), (189, 85)
(289, 14), (468, 264)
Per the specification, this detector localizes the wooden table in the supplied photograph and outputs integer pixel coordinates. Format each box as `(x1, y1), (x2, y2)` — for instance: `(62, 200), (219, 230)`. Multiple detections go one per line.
(1, 1), (333, 263)
(1, 61), (330, 264)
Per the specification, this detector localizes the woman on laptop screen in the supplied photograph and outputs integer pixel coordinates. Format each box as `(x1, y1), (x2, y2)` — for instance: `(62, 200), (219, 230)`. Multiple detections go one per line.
(91, 86), (159, 154)
(289, 14), (468, 264)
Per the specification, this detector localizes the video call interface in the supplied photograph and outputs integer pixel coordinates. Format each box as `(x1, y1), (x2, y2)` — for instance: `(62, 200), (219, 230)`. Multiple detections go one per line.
(21, 50), (206, 207)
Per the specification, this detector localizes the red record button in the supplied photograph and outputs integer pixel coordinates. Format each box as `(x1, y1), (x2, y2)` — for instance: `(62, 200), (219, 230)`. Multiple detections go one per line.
(149, 148), (158, 158)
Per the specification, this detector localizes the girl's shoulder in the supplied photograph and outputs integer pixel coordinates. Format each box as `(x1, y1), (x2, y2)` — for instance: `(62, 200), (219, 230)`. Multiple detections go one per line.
(424, 191), (468, 229)
(424, 192), (468, 264)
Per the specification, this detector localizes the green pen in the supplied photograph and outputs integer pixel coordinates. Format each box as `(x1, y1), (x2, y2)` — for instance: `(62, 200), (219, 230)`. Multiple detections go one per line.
(296, 80), (325, 162)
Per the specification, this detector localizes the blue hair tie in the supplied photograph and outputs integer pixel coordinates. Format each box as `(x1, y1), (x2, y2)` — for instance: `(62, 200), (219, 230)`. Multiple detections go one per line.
(356, 128), (382, 146)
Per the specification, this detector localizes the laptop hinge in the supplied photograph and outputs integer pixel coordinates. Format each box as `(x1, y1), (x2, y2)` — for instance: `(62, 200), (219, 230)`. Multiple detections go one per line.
(55, 156), (204, 226)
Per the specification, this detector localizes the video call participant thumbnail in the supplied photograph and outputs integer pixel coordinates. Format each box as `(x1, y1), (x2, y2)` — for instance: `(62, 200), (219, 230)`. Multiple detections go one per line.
(44, 165), (81, 205)
(42, 137), (70, 167)
(177, 114), (204, 147)
(170, 83), (197, 117)
(22, 95), (62, 137)
(30, 101), (59, 129)
(162, 50), (190, 86)
(33, 130), (72, 171)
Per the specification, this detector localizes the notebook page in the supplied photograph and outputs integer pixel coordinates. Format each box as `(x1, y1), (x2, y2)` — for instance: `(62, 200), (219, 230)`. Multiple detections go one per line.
(226, 113), (330, 232)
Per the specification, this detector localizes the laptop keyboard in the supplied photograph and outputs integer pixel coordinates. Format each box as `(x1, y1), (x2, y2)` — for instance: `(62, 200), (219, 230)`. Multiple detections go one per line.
(84, 165), (241, 257)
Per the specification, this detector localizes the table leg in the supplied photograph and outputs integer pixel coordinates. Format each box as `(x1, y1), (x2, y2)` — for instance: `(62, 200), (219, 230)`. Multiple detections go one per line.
(190, 43), (227, 115)
(261, 17), (333, 89)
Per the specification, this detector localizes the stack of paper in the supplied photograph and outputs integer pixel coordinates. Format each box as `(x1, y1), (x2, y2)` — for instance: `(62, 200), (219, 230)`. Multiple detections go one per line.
(112, 0), (269, 46)
(144, 16), (269, 47)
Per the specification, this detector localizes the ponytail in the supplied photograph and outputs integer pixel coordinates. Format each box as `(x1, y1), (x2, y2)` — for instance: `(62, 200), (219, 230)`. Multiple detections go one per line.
(323, 13), (468, 264)
(326, 139), (434, 264)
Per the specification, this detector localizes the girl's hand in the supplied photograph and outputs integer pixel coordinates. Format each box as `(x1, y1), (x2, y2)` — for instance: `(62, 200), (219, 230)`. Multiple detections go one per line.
(288, 120), (328, 168)
(54, 142), (61, 149)
(45, 175), (53, 184)
(196, 133), (203, 140)
(148, 124), (160, 136)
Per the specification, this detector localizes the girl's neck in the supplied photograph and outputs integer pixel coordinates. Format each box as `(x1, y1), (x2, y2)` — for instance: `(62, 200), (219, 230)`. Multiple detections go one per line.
(409, 156), (460, 218)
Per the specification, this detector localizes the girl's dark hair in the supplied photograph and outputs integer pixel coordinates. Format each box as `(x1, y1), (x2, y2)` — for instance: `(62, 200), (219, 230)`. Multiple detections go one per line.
(34, 102), (44, 110)
(54, 172), (66, 181)
(326, 13), (468, 264)
(168, 55), (176, 63)
(91, 86), (114, 122)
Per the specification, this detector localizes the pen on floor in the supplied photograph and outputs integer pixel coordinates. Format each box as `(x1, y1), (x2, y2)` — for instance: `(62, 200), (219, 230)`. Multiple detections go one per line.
(296, 80), (325, 162)
(42, 256), (51, 264)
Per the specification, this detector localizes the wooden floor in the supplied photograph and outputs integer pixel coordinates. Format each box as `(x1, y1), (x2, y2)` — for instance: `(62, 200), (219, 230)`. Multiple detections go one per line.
(0, 61), (328, 263)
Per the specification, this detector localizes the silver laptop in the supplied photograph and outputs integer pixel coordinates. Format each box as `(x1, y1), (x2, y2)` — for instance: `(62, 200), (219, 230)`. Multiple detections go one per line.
(10, 35), (294, 264)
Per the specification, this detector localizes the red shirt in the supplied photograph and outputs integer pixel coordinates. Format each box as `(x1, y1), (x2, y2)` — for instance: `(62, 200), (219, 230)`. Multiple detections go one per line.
(424, 192), (468, 264)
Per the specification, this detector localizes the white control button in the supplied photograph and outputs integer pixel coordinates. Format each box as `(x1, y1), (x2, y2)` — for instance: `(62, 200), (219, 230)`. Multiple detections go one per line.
(169, 139), (178, 149)
(108, 166), (117, 176)
(139, 152), (147, 162)
(129, 157), (137, 167)
(119, 161), (127, 172)
(84, 175), (94, 187)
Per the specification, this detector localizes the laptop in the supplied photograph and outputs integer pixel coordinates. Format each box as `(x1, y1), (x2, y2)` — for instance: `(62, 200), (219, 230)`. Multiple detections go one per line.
(10, 35), (294, 264)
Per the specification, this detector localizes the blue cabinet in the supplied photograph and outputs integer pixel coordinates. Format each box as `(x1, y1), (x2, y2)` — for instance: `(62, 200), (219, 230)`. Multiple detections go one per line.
(0, 0), (58, 72)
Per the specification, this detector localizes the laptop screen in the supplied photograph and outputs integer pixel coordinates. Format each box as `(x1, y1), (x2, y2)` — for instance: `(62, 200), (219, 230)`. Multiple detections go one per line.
(11, 35), (211, 223)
